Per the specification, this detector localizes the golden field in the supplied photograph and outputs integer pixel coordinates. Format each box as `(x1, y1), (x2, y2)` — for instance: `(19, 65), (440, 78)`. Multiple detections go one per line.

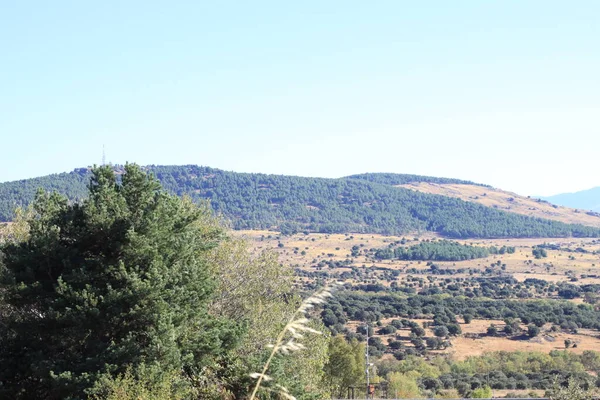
(399, 182), (600, 227)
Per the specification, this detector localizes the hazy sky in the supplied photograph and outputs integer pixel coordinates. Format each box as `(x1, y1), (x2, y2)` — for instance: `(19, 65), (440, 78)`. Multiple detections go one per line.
(1, 1), (599, 196)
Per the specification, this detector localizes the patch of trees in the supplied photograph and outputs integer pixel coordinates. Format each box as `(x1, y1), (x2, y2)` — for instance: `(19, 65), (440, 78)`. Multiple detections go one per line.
(376, 350), (600, 397)
(373, 239), (515, 261)
(1, 165), (600, 239)
(536, 242), (595, 254)
(532, 246), (549, 259)
(0, 168), (90, 221)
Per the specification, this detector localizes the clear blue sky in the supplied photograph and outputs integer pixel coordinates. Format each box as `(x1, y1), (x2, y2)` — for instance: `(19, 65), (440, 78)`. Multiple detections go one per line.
(1, 1), (598, 196)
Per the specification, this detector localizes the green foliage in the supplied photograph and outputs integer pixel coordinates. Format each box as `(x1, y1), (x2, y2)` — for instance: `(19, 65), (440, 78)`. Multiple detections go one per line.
(447, 323), (462, 336)
(0, 168), (90, 221)
(528, 324), (541, 338)
(323, 335), (364, 398)
(325, 291), (600, 332)
(208, 236), (296, 358)
(533, 247), (549, 259)
(546, 377), (595, 400)
(471, 385), (492, 398)
(0, 165), (241, 399)
(267, 320), (331, 400)
(386, 371), (421, 398)
(375, 239), (496, 261)
(376, 351), (600, 395)
(247, 285), (335, 400)
(433, 326), (450, 338)
(89, 365), (194, 400)
(1, 165), (599, 239)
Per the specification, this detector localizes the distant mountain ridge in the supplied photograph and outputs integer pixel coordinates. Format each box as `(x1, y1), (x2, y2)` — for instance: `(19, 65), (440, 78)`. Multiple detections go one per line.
(1, 165), (599, 239)
(542, 186), (600, 212)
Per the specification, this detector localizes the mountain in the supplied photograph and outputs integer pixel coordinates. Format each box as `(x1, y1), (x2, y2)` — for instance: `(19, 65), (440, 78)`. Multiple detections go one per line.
(1, 165), (599, 239)
(542, 186), (600, 213)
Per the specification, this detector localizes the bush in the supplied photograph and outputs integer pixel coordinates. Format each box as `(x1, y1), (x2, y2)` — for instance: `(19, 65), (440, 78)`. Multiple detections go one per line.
(433, 326), (449, 338)
(528, 324), (541, 338)
(378, 325), (397, 335)
(471, 386), (492, 398)
(89, 366), (193, 400)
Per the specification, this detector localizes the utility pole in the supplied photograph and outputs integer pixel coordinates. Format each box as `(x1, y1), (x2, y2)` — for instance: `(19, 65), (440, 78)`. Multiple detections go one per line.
(365, 322), (371, 399)
(102, 144), (106, 166)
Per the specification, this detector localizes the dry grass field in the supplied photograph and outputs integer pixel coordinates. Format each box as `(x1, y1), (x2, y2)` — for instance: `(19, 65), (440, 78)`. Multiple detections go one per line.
(447, 321), (600, 360)
(235, 229), (600, 360)
(349, 317), (600, 360)
(237, 230), (600, 285)
(399, 182), (600, 227)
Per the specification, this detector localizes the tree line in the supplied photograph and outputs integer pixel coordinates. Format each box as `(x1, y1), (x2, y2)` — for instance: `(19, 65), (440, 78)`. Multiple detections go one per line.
(322, 291), (600, 334)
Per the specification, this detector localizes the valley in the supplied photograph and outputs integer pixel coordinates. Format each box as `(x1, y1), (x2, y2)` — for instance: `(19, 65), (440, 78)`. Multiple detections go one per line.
(239, 229), (600, 386)
(2, 165), (600, 399)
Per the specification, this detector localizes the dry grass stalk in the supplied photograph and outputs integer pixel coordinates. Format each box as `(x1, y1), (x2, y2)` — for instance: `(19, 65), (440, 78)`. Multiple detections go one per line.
(248, 283), (341, 400)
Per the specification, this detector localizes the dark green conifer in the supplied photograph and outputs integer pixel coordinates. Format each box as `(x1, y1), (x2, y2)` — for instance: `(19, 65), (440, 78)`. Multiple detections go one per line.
(0, 164), (240, 399)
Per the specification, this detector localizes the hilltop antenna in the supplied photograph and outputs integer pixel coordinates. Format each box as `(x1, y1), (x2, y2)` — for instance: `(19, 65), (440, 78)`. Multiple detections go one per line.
(102, 145), (106, 166)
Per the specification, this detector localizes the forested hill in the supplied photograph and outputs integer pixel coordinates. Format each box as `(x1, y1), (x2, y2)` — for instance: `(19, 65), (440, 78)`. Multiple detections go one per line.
(346, 172), (489, 187)
(1, 165), (599, 239)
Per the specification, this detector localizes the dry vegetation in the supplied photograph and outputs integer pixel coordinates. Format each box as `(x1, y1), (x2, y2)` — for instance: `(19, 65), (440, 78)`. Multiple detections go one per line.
(235, 230), (600, 360)
(449, 322), (600, 360)
(238, 230), (600, 285)
(346, 316), (600, 361)
(399, 182), (600, 227)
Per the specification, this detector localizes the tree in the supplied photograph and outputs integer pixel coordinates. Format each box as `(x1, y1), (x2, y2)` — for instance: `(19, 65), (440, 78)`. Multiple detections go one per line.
(546, 377), (594, 400)
(503, 318), (520, 335)
(532, 247), (548, 259)
(487, 324), (499, 336)
(206, 234), (331, 399)
(0, 165), (240, 399)
(426, 337), (444, 350)
(463, 314), (473, 324)
(528, 324), (541, 338)
(410, 336), (426, 351)
(447, 323), (462, 336)
(456, 381), (471, 397)
(378, 325), (397, 335)
(411, 326), (426, 337)
(433, 326), (450, 338)
(389, 340), (404, 350)
(323, 336), (364, 398)
(387, 372), (421, 398)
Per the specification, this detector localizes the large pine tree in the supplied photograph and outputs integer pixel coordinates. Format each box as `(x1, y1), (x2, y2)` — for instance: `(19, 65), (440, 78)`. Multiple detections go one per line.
(0, 164), (240, 399)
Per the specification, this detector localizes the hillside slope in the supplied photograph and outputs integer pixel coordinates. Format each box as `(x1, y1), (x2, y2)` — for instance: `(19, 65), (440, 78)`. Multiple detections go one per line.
(542, 186), (600, 212)
(1, 165), (599, 239)
(345, 172), (489, 187)
(399, 182), (600, 228)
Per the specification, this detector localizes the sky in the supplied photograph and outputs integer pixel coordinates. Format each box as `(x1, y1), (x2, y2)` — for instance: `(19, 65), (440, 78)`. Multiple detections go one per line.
(1, 1), (599, 196)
